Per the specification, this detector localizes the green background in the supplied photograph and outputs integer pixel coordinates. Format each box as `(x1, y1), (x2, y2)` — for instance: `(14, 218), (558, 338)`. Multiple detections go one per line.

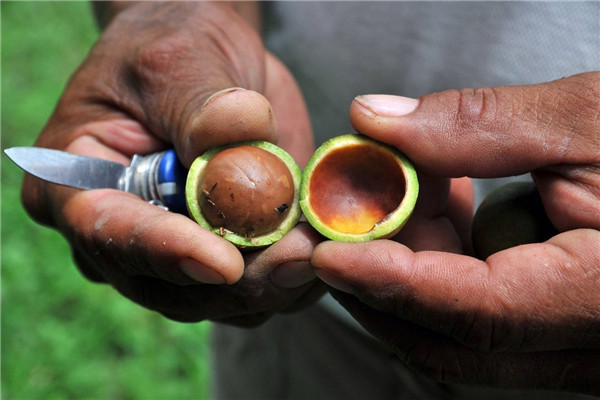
(2, 2), (212, 398)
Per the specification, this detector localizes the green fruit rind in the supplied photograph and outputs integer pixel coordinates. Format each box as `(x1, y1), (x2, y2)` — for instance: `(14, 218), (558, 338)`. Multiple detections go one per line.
(300, 134), (419, 242)
(186, 141), (303, 249)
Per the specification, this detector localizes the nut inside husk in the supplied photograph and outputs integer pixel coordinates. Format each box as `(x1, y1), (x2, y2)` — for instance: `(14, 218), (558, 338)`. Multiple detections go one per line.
(186, 141), (302, 248)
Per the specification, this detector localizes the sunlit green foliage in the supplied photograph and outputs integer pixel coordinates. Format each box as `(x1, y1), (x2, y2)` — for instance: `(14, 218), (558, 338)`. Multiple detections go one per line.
(2, 3), (212, 398)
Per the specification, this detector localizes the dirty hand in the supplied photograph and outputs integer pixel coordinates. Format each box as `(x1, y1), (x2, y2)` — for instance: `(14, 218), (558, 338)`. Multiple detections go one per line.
(313, 72), (600, 394)
(21, 2), (323, 324)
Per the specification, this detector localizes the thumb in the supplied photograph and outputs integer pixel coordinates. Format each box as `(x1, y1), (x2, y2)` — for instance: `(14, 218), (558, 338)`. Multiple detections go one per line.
(95, 2), (278, 167)
(350, 72), (599, 178)
(178, 87), (278, 167)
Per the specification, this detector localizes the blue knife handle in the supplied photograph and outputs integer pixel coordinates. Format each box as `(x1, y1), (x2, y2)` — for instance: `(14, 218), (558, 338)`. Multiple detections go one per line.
(155, 149), (188, 215)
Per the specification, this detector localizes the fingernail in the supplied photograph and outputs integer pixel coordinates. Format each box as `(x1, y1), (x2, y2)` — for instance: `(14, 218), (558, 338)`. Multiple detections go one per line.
(314, 269), (354, 294)
(202, 87), (246, 107)
(180, 258), (226, 284)
(354, 95), (419, 117)
(271, 261), (316, 289)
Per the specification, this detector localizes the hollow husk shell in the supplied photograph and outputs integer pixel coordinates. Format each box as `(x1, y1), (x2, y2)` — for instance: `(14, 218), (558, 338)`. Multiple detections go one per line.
(300, 134), (419, 242)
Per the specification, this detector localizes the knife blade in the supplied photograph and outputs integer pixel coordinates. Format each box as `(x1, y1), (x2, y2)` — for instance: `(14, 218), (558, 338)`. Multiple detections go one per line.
(4, 147), (188, 214)
(5, 147), (126, 190)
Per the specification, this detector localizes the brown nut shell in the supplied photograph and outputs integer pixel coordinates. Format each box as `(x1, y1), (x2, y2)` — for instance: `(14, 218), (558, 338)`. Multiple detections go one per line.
(186, 141), (302, 248)
(198, 146), (294, 237)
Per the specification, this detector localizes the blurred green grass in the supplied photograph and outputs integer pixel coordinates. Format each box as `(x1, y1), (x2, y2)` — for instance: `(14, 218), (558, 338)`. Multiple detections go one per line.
(2, 2), (212, 399)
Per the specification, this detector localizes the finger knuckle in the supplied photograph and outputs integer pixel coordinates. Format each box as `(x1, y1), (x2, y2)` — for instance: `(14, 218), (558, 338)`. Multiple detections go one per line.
(562, 72), (600, 110)
(132, 34), (196, 81)
(446, 293), (519, 353)
(556, 72), (600, 141)
(457, 312), (512, 352)
(454, 86), (501, 128)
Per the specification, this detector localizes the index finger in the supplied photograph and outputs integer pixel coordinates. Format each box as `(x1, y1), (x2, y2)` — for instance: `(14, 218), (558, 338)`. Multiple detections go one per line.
(350, 72), (600, 178)
(62, 188), (245, 285)
(312, 228), (600, 352)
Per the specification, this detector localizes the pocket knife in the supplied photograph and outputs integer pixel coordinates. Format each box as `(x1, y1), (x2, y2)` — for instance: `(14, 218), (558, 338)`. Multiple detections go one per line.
(4, 147), (188, 214)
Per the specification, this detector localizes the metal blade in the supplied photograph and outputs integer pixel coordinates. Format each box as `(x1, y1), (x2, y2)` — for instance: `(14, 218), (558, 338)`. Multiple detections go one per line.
(4, 147), (126, 190)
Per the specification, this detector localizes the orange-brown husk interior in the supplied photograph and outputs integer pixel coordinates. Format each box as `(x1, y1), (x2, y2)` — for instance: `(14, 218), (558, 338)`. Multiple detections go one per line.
(309, 144), (406, 234)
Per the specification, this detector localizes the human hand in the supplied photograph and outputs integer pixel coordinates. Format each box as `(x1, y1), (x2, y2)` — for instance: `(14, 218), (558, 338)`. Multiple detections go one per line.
(21, 2), (322, 324)
(313, 72), (600, 394)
